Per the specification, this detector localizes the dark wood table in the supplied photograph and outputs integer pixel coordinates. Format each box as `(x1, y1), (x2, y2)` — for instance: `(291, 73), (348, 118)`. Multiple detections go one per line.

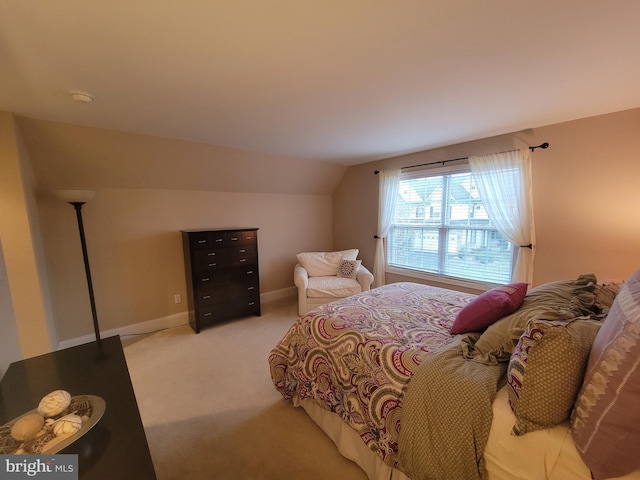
(0, 335), (156, 479)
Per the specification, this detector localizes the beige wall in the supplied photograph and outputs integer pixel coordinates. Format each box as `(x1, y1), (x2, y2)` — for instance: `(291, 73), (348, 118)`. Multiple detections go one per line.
(0, 112), (56, 366)
(335, 108), (640, 290)
(38, 188), (333, 340)
(5, 107), (640, 348)
(530, 108), (640, 284)
(19, 119), (344, 342)
(19, 117), (346, 195)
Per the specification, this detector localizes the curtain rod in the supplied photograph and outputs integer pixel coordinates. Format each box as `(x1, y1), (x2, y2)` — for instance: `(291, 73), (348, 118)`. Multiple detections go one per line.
(374, 142), (549, 174)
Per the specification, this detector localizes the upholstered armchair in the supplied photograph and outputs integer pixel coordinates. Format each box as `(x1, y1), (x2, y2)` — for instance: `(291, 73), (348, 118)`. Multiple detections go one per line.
(294, 249), (374, 315)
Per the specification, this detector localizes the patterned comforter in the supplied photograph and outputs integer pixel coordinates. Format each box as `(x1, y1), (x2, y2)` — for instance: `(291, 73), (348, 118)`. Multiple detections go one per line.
(268, 282), (475, 468)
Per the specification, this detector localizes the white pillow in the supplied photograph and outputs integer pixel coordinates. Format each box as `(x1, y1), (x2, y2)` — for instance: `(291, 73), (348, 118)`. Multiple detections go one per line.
(296, 249), (359, 277)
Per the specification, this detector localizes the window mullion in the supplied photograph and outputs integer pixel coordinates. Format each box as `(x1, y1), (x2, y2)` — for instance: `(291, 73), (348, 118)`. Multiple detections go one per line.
(438, 175), (450, 275)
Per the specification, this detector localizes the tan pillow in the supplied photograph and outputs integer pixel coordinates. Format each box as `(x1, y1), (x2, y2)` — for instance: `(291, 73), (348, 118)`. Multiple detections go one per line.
(507, 318), (601, 435)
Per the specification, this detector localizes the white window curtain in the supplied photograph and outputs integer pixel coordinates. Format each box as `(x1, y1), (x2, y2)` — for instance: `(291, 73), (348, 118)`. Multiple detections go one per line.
(469, 149), (536, 284)
(373, 169), (401, 288)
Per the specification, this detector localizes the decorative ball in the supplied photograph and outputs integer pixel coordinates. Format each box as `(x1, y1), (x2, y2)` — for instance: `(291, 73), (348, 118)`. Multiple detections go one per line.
(10, 413), (45, 441)
(38, 390), (71, 417)
(65, 395), (93, 418)
(52, 414), (82, 436)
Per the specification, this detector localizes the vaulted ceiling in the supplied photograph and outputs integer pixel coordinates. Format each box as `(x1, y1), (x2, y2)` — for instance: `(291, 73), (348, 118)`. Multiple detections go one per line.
(1, 1), (639, 165)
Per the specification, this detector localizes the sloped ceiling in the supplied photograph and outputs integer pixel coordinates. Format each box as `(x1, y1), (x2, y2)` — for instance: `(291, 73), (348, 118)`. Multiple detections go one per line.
(2, 1), (640, 165)
(19, 117), (347, 195)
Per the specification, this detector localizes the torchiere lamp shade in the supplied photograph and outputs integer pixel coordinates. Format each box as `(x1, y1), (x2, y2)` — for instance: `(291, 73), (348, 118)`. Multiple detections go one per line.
(53, 189), (96, 203)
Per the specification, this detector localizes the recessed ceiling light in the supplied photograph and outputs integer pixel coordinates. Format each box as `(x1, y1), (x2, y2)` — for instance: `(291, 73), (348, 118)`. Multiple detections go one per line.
(70, 91), (94, 103)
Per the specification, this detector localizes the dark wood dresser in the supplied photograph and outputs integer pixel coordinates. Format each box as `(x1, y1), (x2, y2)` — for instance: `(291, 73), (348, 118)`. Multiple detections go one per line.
(181, 228), (261, 333)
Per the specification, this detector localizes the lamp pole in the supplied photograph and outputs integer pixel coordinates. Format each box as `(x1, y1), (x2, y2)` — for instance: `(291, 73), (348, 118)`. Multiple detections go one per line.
(70, 201), (101, 343)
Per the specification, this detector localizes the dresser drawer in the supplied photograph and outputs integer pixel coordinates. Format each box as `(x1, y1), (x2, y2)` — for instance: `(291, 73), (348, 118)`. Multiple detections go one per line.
(233, 245), (257, 266)
(226, 231), (242, 245)
(243, 266), (258, 277)
(196, 278), (259, 307)
(211, 231), (226, 246)
(241, 230), (257, 245)
(193, 246), (256, 272)
(194, 250), (221, 268)
(189, 232), (212, 250)
(197, 295), (261, 326)
(194, 271), (228, 288)
(195, 267), (259, 291)
(195, 289), (217, 307)
(189, 230), (226, 250)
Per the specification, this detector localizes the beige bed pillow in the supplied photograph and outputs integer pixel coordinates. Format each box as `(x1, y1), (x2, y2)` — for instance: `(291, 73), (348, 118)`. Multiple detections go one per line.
(468, 273), (597, 364)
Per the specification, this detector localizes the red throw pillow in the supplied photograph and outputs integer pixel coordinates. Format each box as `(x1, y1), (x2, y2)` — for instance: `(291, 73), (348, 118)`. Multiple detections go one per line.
(450, 283), (528, 334)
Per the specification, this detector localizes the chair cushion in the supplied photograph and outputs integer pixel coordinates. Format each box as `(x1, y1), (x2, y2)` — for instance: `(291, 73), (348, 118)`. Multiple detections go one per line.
(307, 276), (362, 298)
(297, 249), (359, 277)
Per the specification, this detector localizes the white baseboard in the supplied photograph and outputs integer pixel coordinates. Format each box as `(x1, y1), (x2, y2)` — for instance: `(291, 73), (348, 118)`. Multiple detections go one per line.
(56, 287), (297, 350)
(57, 311), (189, 350)
(261, 286), (296, 303)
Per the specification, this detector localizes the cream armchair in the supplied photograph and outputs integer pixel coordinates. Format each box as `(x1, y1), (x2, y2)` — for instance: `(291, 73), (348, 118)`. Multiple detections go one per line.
(294, 249), (374, 315)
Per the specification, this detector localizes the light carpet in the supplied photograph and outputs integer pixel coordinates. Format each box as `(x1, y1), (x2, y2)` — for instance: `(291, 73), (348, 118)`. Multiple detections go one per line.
(123, 298), (368, 480)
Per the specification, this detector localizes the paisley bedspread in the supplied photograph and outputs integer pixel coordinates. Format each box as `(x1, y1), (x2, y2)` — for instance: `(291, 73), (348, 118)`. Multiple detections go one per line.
(268, 282), (475, 468)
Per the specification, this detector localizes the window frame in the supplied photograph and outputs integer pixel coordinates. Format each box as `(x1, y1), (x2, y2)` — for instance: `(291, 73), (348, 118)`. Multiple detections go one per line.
(385, 162), (515, 289)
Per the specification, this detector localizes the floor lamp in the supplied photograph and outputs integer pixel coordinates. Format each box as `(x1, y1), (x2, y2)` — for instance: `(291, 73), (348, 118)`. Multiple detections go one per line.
(54, 189), (101, 343)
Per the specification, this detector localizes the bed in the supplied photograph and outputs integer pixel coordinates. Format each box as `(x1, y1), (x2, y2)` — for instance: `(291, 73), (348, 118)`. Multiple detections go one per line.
(268, 272), (640, 480)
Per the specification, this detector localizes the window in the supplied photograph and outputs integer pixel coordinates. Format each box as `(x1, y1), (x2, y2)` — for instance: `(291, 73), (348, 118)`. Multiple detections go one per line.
(387, 168), (514, 284)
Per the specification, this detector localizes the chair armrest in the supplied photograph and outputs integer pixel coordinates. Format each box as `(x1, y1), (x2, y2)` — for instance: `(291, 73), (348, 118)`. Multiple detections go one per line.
(357, 264), (374, 291)
(294, 263), (309, 289)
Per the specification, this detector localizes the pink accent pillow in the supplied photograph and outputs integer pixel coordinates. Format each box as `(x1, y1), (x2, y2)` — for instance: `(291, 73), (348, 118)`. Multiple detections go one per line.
(450, 283), (528, 334)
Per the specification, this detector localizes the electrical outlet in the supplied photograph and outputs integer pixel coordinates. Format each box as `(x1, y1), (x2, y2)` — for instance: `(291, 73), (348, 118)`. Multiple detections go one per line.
(174, 294), (182, 304)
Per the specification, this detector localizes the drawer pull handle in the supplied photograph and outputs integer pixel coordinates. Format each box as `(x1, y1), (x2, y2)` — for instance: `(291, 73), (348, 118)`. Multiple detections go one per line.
(204, 312), (212, 317)
(208, 252), (215, 256)
(202, 277), (210, 282)
(203, 295), (211, 300)
(248, 286), (254, 290)
(248, 302), (255, 306)
(247, 270), (254, 274)
(239, 259), (246, 263)
(239, 249), (246, 253)
(208, 263), (216, 267)
(198, 239), (206, 244)
(215, 238), (223, 242)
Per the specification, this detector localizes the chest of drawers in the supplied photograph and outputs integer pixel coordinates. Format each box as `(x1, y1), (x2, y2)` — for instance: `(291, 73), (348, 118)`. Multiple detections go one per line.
(182, 228), (261, 333)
